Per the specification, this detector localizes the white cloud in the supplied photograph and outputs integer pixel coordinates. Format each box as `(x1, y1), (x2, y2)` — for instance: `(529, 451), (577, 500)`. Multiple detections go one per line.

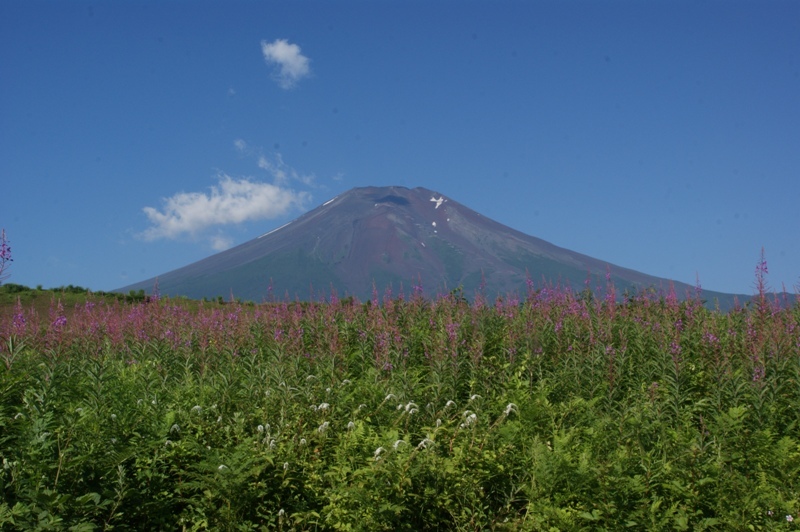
(139, 175), (310, 242)
(259, 152), (316, 187)
(261, 39), (311, 89)
(234, 140), (314, 186)
(210, 234), (234, 252)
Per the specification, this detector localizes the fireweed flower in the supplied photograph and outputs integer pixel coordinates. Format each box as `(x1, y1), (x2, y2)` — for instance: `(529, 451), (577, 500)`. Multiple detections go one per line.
(669, 341), (682, 358)
(0, 229), (12, 283)
(12, 310), (25, 334)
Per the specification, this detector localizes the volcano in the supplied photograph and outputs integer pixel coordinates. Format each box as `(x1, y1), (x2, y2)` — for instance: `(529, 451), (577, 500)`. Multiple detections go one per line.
(119, 186), (740, 304)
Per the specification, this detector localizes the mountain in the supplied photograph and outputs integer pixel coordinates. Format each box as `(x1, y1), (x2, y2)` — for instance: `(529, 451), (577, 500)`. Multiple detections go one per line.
(118, 186), (745, 305)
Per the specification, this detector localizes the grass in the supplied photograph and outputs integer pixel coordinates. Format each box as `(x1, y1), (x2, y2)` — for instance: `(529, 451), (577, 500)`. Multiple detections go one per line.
(0, 275), (799, 530)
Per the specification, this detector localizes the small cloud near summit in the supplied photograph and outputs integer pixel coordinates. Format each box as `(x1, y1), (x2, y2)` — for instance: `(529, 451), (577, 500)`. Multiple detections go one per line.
(211, 234), (234, 252)
(138, 175), (310, 246)
(261, 38), (311, 89)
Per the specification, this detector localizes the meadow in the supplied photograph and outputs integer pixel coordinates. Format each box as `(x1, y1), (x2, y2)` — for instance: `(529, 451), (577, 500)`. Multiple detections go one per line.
(0, 275), (799, 530)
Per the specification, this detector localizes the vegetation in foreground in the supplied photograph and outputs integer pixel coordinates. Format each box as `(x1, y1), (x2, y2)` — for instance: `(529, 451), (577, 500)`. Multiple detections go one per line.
(1, 271), (799, 530)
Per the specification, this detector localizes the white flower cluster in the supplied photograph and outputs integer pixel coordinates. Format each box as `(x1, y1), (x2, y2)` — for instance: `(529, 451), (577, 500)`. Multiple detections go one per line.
(395, 400), (418, 415)
(460, 411), (478, 429)
(417, 438), (434, 450)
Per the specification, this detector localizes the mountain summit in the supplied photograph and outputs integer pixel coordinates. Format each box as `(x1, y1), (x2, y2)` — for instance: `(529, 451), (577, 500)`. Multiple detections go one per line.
(119, 186), (731, 302)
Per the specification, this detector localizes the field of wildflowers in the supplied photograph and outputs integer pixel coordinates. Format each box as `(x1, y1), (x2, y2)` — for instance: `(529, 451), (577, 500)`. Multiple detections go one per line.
(1, 272), (799, 530)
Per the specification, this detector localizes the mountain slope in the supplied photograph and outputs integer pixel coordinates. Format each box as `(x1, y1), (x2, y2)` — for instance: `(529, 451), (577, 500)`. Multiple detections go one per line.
(119, 186), (744, 304)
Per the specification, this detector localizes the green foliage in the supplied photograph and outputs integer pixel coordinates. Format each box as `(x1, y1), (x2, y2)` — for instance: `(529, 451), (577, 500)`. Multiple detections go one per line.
(0, 288), (799, 529)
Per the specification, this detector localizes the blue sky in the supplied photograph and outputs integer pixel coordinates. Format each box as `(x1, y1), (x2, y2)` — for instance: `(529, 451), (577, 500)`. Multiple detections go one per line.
(2, 1), (798, 296)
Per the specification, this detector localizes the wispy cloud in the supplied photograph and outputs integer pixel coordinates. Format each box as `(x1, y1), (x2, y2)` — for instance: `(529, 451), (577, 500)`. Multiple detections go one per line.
(235, 138), (317, 187)
(139, 175), (310, 244)
(258, 153), (316, 187)
(261, 38), (311, 89)
(210, 233), (234, 252)
(233, 138), (248, 153)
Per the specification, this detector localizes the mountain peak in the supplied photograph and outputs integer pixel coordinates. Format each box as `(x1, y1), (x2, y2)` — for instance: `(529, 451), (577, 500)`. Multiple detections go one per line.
(119, 185), (740, 304)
